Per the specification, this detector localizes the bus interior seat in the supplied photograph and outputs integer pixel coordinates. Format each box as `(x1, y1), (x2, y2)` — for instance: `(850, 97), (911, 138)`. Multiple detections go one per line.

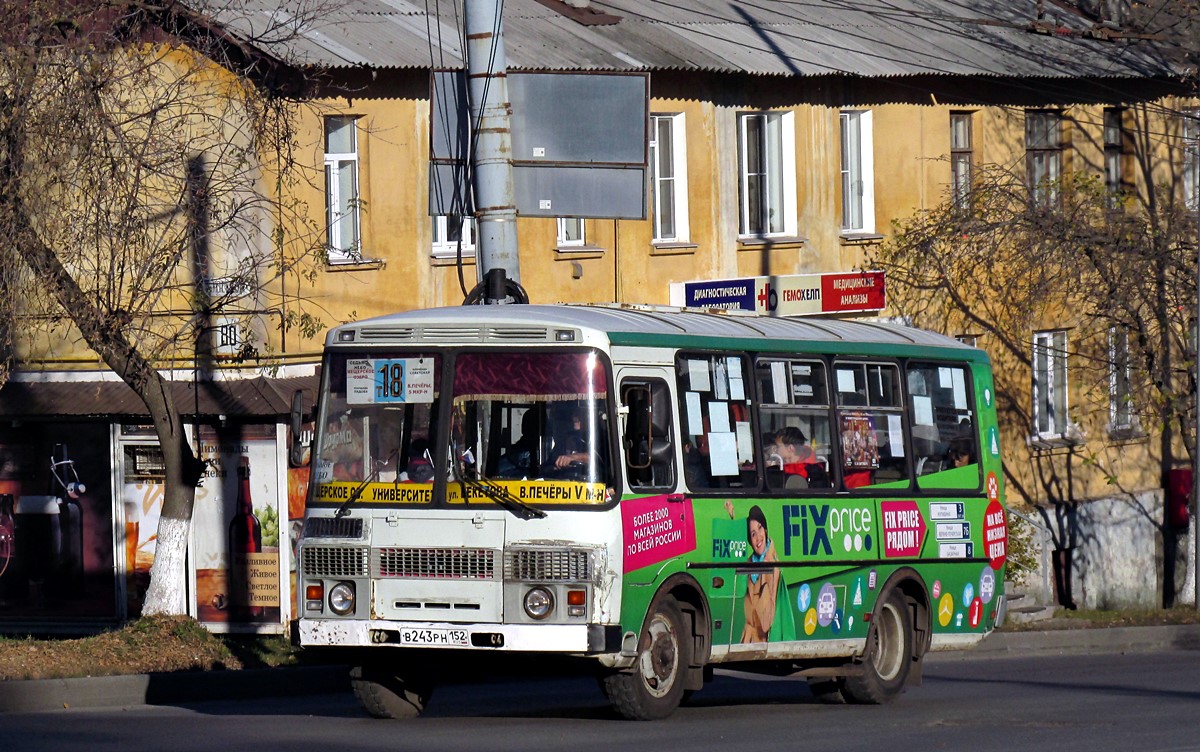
(785, 474), (808, 490)
(911, 424), (946, 475)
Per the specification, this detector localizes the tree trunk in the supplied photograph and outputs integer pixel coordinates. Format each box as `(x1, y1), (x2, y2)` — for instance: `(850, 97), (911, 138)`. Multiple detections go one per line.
(2, 103), (205, 616)
(1181, 517), (1197, 607)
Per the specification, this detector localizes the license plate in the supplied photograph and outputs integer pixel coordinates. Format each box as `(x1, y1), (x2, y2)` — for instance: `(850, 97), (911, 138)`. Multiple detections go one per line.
(398, 627), (469, 646)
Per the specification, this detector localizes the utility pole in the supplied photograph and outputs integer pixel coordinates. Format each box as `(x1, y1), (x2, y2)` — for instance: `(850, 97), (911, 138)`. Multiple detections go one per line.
(464, 0), (520, 300)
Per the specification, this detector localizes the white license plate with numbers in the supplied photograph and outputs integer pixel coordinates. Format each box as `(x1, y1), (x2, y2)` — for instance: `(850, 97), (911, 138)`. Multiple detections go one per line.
(398, 628), (469, 646)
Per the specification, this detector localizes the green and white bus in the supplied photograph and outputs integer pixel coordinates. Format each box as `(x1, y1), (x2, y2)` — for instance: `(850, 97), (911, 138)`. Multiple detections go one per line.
(294, 304), (1008, 720)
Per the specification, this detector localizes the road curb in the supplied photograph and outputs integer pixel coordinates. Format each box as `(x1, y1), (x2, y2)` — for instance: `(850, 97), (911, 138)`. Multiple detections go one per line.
(928, 623), (1200, 662)
(0, 664), (350, 713)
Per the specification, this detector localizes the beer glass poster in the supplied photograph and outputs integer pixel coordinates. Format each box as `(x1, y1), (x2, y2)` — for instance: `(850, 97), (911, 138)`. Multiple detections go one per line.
(191, 425), (282, 627)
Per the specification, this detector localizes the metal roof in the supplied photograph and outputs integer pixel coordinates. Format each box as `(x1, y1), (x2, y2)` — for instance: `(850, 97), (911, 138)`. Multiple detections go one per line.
(332, 303), (976, 352)
(0, 375), (319, 420)
(216, 0), (1177, 80)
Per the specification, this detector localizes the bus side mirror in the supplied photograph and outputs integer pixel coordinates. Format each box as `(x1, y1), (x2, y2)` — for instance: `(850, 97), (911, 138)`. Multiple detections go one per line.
(290, 390), (312, 467)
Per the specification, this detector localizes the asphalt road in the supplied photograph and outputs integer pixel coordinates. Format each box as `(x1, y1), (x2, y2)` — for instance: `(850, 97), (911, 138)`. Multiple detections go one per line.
(3, 627), (1200, 752)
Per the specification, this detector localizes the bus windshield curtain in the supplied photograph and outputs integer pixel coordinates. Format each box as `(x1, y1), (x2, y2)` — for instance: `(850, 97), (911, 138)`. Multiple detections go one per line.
(453, 352), (607, 402)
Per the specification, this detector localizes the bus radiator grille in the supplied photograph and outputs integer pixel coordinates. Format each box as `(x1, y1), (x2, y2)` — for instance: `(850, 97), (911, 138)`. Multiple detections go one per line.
(504, 549), (592, 582)
(375, 547), (498, 579)
(302, 517), (364, 539)
(302, 546), (369, 578)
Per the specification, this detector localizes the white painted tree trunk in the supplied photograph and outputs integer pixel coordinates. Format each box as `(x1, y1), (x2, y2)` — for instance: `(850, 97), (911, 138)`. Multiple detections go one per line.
(141, 514), (191, 616)
(1180, 516), (1197, 607)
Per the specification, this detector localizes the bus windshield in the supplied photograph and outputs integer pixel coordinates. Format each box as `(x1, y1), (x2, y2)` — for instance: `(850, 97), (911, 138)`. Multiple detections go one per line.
(312, 348), (613, 507)
(315, 352), (441, 487)
(452, 350), (611, 489)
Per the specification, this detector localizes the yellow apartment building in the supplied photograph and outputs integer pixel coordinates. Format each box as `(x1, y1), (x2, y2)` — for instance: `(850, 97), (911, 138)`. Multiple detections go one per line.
(0, 1), (1189, 629)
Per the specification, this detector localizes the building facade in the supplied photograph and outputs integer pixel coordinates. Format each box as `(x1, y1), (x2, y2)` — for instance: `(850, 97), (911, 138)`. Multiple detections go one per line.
(0, 1), (1190, 629)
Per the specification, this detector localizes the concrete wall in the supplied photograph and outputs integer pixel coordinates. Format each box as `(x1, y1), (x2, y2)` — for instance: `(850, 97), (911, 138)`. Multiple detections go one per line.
(1014, 490), (1190, 611)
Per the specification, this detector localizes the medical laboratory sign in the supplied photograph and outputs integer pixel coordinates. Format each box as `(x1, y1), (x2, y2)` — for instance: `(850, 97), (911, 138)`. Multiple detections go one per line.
(673, 271), (885, 316)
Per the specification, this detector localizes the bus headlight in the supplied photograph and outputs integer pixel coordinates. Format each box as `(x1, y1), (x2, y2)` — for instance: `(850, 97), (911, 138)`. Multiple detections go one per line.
(329, 581), (356, 615)
(523, 587), (554, 620)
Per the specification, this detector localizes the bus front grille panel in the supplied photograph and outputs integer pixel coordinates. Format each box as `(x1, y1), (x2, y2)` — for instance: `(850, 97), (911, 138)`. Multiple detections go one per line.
(357, 325), (553, 343)
(302, 546), (369, 578)
(358, 326), (417, 341)
(504, 549), (592, 582)
(421, 326), (484, 342)
(303, 517), (364, 539)
(375, 547), (498, 580)
(486, 326), (551, 341)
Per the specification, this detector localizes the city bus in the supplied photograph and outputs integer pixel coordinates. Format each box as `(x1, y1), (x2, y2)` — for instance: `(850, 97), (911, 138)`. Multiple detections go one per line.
(293, 304), (1008, 720)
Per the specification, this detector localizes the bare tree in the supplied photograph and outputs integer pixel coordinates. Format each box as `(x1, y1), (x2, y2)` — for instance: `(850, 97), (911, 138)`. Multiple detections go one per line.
(0, 0), (329, 615)
(869, 104), (1197, 605)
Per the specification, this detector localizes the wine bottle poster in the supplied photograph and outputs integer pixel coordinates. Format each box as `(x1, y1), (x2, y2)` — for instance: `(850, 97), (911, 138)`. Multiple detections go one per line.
(191, 425), (282, 628)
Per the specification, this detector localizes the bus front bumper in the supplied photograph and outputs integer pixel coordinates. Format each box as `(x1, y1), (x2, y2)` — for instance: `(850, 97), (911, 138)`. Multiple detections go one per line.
(298, 618), (623, 655)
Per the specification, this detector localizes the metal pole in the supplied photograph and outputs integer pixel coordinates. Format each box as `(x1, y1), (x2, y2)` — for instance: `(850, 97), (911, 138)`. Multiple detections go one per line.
(1194, 181), (1200, 609)
(464, 0), (520, 288)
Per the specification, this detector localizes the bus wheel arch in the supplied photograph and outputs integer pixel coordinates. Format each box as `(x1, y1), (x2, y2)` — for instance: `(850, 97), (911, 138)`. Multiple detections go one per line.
(842, 569), (928, 704)
(602, 574), (710, 719)
(659, 572), (712, 692)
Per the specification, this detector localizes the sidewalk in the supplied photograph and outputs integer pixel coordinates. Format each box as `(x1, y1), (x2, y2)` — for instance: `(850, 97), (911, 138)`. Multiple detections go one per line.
(3, 624), (1200, 713)
(0, 663), (351, 713)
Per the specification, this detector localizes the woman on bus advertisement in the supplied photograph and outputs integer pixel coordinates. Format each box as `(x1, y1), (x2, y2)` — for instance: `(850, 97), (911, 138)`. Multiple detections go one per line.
(727, 501), (780, 643)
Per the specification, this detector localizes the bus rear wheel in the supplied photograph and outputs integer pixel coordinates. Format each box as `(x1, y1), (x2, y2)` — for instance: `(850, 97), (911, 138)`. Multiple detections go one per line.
(602, 597), (691, 720)
(350, 663), (435, 719)
(842, 590), (913, 704)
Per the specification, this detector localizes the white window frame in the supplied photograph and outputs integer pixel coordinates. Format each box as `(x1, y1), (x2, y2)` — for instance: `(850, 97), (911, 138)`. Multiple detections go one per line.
(556, 217), (585, 248)
(432, 215), (476, 258)
(1033, 330), (1069, 439)
(650, 112), (690, 243)
(737, 111), (797, 238)
(324, 116), (361, 263)
(1108, 326), (1135, 434)
(1184, 108), (1200, 212)
(950, 111), (973, 210)
(840, 110), (875, 233)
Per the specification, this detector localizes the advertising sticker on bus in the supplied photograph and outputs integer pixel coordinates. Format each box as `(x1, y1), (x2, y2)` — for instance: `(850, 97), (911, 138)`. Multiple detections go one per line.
(622, 494), (697, 571)
(880, 500), (925, 558)
(984, 498), (1007, 570)
(346, 358), (436, 405)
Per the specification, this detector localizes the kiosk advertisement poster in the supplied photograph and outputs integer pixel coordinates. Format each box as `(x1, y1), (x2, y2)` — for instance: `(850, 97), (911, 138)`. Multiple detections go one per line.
(121, 444), (164, 618)
(0, 423), (117, 621)
(191, 425), (282, 627)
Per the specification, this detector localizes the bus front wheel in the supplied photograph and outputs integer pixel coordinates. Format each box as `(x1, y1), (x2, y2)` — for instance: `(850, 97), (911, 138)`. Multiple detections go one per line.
(350, 663), (434, 719)
(841, 590), (913, 704)
(602, 597), (691, 720)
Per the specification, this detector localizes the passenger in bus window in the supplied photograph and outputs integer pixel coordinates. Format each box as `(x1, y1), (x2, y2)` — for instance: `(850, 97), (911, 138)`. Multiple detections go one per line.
(497, 410), (541, 479)
(946, 437), (973, 468)
(773, 427), (817, 489)
(551, 406), (588, 469)
(402, 438), (435, 483)
(726, 501), (779, 643)
(682, 440), (709, 488)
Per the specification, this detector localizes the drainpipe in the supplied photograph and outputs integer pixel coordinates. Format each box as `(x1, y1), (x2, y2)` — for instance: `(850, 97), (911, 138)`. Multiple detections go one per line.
(464, 0), (520, 294)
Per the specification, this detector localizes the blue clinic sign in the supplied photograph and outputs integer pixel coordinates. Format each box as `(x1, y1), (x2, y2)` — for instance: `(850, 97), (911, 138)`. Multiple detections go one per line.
(681, 279), (756, 311)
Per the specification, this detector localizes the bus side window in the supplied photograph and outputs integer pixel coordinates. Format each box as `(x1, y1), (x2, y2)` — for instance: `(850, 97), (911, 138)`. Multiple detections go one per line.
(755, 358), (834, 492)
(909, 362), (980, 489)
(833, 361), (909, 490)
(621, 379), (675, 491)
(676, 353), (758, 492)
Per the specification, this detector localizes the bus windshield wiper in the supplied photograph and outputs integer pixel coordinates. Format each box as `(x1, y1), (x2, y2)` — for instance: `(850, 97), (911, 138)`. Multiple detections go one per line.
(451, 445), (546, 520)
(458, 469), (547, 520)
(335, 448), (399, 519)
